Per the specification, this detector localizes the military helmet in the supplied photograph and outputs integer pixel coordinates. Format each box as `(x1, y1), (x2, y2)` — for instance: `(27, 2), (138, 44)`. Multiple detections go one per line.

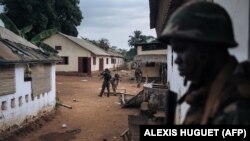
(157, 1), (238, 48)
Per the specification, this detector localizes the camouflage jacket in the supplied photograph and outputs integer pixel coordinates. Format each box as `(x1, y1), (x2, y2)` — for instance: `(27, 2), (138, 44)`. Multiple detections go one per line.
(179, 57), (250, 125)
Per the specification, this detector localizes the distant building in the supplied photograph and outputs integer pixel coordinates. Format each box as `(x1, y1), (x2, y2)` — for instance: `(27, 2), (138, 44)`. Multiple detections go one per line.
(133, 41), (167, 83)
(0, 26), (60, 133)
(43, 33), (125, 75)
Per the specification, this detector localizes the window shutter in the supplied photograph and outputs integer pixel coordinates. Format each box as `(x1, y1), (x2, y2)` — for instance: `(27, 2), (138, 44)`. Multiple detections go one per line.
(0, 65), (15, 96)
(31, 64), (51, 97)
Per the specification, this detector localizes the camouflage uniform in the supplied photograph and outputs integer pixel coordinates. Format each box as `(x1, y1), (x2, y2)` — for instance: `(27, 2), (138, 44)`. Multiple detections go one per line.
(135, 67), (142, 83)
(178, 57), (250, 124)
(99, 69), (111, 97)
(158, 1), (250, 124)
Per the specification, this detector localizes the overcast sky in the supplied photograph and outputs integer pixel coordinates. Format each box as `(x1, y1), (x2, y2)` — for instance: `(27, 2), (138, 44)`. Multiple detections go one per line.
(77, 0), (157, 50)
(0, 0), (157, 51)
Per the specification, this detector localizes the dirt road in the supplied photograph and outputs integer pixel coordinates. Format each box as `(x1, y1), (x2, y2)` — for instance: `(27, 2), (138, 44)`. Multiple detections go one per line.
(17, 70), (142, 141)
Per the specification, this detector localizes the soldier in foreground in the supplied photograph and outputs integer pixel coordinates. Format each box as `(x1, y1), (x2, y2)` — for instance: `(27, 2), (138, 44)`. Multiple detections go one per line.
(158, 1), (250, 124)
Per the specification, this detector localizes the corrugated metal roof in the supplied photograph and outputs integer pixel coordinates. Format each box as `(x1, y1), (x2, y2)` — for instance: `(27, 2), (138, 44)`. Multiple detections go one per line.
(149, 0), (185, 30)
(106, 48), (124, 58)
(0, 26), (38, 49)
(0, 27), (61, 64)
(134, 54), (167, 63)
(59, 33), (109, 56)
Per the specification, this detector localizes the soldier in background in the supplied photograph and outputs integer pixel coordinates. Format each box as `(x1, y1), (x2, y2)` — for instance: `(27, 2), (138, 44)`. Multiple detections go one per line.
(135, 66), (142, 88)
(110, 70), (120, 94)
(158, 1), (250, 124)
(98, 68), (111, 97)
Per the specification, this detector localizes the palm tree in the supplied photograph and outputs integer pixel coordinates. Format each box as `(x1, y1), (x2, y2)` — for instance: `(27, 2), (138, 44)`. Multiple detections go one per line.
(128, 30), (143, 47)
(128, 30), (155, 47)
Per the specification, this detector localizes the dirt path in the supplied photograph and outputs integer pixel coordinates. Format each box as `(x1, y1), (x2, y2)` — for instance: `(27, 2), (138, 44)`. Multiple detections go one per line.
(17, 70), (143, 141)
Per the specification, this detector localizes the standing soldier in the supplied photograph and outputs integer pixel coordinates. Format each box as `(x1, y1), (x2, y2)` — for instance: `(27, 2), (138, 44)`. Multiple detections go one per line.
(110, 70), (120, 94)
(135, 66), (142, 88)
(158, 1), (250, 124)
(98, 68), (111, 97)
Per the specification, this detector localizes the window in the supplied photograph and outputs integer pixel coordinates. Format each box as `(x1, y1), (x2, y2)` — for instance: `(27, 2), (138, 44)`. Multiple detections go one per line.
(106, 58), (109, 64)
(0, 65), (15, 96)
(145, 62), (155, 67)
(57, 56), (69, 65)
(93, 57), (96, 65)
(142, 44), (167, 51)
(55, 46), (62, 50)
(31, 64), (51, 98)
(111, 58), (116, 64)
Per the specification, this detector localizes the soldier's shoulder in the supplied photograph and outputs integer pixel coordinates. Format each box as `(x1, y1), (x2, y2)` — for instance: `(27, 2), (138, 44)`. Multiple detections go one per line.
(231, 60), (250, 98)
(214, 100), (250, 124)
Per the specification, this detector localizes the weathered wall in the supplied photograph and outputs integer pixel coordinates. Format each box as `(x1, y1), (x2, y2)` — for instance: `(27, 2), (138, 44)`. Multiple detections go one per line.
(0, 64), (56, 132)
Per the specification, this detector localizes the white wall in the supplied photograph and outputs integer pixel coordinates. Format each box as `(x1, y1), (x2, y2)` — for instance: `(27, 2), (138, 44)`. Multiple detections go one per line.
(0, 64), (56, 132)
(91, 56), (125, 72)
(43, 34), (91, 72)
(114, 58), (125, 69)
(167, 47), (189, 124)
(91, 56), (102, 71)
(141, 63), (161, 78)
(137, 46), (167, 55)
(214, 0), (249, 62)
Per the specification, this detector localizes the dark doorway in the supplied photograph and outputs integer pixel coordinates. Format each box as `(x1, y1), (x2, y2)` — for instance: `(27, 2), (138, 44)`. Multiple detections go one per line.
(78, 57), (91, 73)
(99, 58), (104, 71)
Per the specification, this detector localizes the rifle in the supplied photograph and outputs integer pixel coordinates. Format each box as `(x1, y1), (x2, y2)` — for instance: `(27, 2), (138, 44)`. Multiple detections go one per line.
(165, 90), (178, 125)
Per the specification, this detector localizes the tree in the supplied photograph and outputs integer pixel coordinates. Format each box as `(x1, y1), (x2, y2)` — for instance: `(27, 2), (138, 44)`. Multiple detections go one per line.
(128, 30), (143, 47)
(0, 13), (58, 53)
(81, 37), (111, 51)
(125, 48), (136, 61)
(0, 0), (83, 40)
(128, 30), (155, 47)
(0, 13), (33, 38)
(98, 38), (110, 51)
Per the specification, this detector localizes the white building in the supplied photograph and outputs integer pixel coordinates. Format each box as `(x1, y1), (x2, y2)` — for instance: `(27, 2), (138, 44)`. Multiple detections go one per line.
(134, 41), (167, 83)
(43, 33), (125, 75)
(0, 26), (60, 132)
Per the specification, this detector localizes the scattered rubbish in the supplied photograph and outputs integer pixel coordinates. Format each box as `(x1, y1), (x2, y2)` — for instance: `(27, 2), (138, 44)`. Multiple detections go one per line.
(39, 128), (81, 141)
(73, 99), (78, 102)
(62, 123), (67, 128)
(114, 102), (121, 105)
(56, 101), (72, 109)
(66, 128), (81, 134)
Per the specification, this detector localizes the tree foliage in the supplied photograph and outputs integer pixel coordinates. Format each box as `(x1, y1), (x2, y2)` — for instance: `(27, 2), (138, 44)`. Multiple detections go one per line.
(128, 30), (155, 47)
(0, 0), (83, 40)
(0, 13), (33, 38)
(82, 37), (111, 51)
(0, 13), (58, 53)
(127, 30), (155, 60)
(125, 48), (136, 61)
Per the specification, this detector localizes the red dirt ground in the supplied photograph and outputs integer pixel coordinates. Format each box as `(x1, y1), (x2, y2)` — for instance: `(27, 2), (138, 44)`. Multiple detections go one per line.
(15, 70), (143, 141)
